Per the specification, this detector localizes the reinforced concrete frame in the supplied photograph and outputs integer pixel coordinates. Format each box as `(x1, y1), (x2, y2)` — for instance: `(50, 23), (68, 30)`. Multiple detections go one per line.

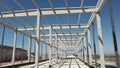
(1, 0), (119, 68)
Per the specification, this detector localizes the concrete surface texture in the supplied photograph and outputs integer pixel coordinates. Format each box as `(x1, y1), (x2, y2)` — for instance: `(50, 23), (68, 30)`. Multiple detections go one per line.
(18, 55), (89, 68)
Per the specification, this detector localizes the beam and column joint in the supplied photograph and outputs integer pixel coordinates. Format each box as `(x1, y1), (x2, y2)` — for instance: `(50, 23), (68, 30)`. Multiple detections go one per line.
(35, 9), (41, 68)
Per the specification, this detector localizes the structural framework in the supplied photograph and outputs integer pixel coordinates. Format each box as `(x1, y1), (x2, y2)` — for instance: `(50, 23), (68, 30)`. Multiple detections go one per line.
(0, 0), (119, 68)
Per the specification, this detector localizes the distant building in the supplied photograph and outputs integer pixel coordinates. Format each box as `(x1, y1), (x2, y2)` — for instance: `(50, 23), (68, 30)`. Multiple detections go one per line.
(0, 45), (27, 62)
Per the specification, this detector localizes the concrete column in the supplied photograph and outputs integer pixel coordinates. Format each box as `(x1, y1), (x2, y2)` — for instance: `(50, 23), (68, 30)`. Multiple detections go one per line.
(12, 31), (17, 65)
(84, 36), (87, 63)
(82, 39), (84, 61)
(63, 45), (66, 58)
(21, 35), (25, 63)
(77, 48), (79, 58)
(65, 48), (67, 58)
(92, 23), (97, 68)
(49, 25), (52, 65)
(78, 45), (80, 58)
(55, 35), (58, 63)
(59, 42), (61, 59)
(96, 13), (105, 68)
(45, 44), (48, 59)
(28, 37), (32, 62)
(87, 29), (92, 65)
(80, 44), (82, 60)
(81, 42), (83, 61)
(35, 9), (40, 68)
(108, 0), (120, 67)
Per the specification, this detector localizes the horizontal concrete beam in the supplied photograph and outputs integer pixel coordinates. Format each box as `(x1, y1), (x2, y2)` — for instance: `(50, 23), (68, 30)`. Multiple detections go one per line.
(32, 33), (84, 37)
(40, 38), (79, 41)
(17, 24), (88, 31)
(0, 6), (96, 18)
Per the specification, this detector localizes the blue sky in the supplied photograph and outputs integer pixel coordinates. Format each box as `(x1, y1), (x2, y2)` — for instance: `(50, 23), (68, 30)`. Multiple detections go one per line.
(0, 0), (120, 55)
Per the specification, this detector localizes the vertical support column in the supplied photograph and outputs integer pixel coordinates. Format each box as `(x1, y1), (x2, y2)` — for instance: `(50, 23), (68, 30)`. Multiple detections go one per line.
(81, 40), (83, 61)
(34, 41), (36, 61)
(55, 35), (58, 63)
(77, 47), (79, 58)
(87, 45), (89, 64)
(63, 44), (66, 58)
(79, 46), (80, 58)
(60, 42), (62, 59)
(84, 36), (87, 63)
(79, 45), (81, 59)
(92, 22), (97, 68)
(35, 9), (40, 68)
(108, 0), (120, 67)
(80, 43), (82, 60)
(49, 25), (52, 65)
(21, 35), (25, 63)
(28, 37), (32, 62)
(82, 39), (85, 61)
(87, 29), (92, 65)
(59, 42), (61, 59)
(63, 44), (65, 58)
(79, 44), (81, 59)
(12, 30), (17, 65)
(59, 41), (62, 59)
(96, 13), (105, 68)
(65, 47), (67, 58)
(45, 44), (48, 59)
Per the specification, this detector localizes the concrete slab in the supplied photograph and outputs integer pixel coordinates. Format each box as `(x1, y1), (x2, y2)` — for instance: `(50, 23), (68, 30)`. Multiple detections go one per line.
(18, 55), (89, 68)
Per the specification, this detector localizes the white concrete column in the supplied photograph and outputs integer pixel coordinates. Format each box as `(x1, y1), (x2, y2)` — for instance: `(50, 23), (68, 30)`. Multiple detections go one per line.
(77, 47), (79, 58)
(65, 48), (67, 58)
(81, 39), (84, 61)
(45, 44), (48, 59)
(78, 46), (80, 58)
(81, 42), (82, 60)
(60, 42), (62, 59)
(80, 44), (82, 60)
(83, 36), (87, 63)
(12, 31), (17, 65)
(63, 45), (66, 58)
(96, 13), (105, 68)
(55, 35), (58, 63)
(87, 29), (92, 65)
(28, 37), (32, 62)
(108, 0), (120, 67)
(49, 25), (52, 65)
(35, 9), (41, 68)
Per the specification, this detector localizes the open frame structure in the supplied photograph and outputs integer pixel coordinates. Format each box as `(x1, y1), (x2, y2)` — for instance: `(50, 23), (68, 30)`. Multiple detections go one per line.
(0, 0), (119, 68)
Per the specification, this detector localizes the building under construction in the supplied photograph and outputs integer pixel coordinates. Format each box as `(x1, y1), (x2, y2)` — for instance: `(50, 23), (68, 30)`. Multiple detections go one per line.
(0, 0), (120, 68)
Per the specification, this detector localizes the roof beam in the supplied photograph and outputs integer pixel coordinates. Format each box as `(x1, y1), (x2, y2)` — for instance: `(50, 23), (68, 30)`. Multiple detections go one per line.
(17, 24), (88, 31)
(40, 38), (79, 41)
(32, 33), (84, 37)
(0, 6), (96, 18)
(0, 22), (33, 39)
(45, 41), (78, 46)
